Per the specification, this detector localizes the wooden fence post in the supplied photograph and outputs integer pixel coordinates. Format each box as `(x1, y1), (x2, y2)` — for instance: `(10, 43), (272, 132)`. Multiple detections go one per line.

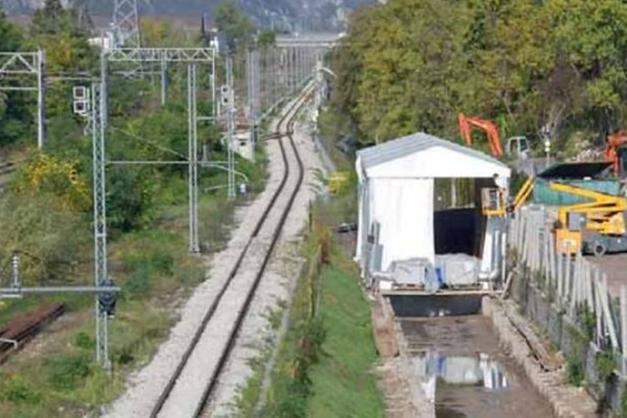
(620, 285), (627, 375)
(601, 275), (619, 350)
(594, 268), (603, 346)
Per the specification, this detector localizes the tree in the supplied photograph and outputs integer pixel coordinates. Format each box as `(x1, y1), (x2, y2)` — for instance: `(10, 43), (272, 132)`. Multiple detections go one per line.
(257, 30), (276, 48)
(214, 0), (254, 52)
(0, 7), (23, 50)
(329, 0), (627, 151)
(0, 9), (29, 146)
(31, 0), (73, 37)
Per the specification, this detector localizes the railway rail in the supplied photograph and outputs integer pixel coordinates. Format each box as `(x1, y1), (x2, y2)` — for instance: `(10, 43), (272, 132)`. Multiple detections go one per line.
(150, 86), (312, 418)
(0, 303), (65, 363)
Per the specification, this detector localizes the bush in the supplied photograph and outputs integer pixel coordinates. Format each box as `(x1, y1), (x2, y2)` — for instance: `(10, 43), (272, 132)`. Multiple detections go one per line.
(276, 380), (310, 418)
(74, 332), (94, 350)
(0, 192), (87, 283)
(0, 375), (41, 404)
(44, 353), (92, 392)
(567, 355), (584, 386)
(108, 168), (157, 232)
(596, 351), (615, 382)
(12, 153), (90, 212)
(125, 265), (153, 296)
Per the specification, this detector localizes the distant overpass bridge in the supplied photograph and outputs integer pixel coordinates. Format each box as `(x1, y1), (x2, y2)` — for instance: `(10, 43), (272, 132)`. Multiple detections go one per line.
(275, 33), (343, 49)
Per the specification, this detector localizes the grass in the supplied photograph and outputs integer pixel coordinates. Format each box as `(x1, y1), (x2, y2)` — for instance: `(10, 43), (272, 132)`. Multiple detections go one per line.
(240, 178), (384, 417)
(0, 147), (268, 417)
(306, 253), (384, 418)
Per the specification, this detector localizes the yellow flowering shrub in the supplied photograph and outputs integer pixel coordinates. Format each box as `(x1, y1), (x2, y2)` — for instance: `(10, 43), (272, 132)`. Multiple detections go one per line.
(12, 154), (90, 212)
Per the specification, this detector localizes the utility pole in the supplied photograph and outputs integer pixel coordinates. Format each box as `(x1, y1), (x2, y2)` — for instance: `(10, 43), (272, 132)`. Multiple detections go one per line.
(226, 54), (236, 199)
(211, 52), (217, 121)
(247, 49), (259, 148)
(36, 50), (46, 149)
(160, 56), (168, 106)
(187, 64), (200, 254)
(92, 54), (111, 371)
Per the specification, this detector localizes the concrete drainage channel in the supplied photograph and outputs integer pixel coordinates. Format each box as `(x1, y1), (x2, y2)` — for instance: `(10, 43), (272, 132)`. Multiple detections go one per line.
(382, 294), (598, 418)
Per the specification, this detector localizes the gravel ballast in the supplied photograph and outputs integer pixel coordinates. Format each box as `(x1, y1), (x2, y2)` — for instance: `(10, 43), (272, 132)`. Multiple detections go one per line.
(101, 97), (311, 418)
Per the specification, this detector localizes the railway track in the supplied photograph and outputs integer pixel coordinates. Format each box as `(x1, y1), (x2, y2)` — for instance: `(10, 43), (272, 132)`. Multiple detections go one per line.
(150, 87), (312, 418)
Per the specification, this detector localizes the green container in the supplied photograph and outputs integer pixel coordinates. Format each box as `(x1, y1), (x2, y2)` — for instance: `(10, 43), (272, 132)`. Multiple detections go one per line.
(533, 178), (622, 206)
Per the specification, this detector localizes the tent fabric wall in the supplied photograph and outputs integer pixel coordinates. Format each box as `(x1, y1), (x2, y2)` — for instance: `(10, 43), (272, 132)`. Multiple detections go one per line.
(370, 178), (435, 270)
(355, 176), (435, 272)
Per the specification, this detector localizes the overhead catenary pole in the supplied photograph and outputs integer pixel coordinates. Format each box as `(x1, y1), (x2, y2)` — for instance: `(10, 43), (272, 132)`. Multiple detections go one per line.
(160, 56), (168, 106)
(36, 49), (46, 149)
(0, 51), (47, 149)
(188, 63), (200, 254)
(111, 0), (141, 48)
(92, 53), (111, 370)
(226, 54), (236, 199)
(211, 48), (217, 121)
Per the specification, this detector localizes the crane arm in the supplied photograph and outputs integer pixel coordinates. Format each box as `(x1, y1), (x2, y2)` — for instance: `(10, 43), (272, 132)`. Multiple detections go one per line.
(458, 113), (504, 158)
(510, 176), (534, 212)
(550, 182), (627, 233)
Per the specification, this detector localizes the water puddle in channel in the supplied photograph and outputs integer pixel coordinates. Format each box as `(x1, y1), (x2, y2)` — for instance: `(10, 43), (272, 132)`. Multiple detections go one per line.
(401, 316), (555, 418)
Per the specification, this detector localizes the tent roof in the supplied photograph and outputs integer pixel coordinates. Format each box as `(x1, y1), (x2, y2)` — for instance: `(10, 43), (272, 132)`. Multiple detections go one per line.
(356, 132), (511, 179)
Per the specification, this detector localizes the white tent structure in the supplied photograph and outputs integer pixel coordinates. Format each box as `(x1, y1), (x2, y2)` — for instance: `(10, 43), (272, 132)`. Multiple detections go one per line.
(355, 132), (511, 281)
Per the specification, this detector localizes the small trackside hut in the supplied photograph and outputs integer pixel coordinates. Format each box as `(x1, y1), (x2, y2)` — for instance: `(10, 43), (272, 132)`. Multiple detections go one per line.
(355, 132), (511, 296)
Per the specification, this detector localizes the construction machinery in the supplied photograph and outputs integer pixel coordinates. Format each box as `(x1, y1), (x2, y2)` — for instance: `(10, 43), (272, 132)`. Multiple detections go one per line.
(604, 130), (627, 177)
(550, 182), (627, 256)
(480, 176), (535, 218)
(458, 113), (530, 160)
(510, 176), (534, 212)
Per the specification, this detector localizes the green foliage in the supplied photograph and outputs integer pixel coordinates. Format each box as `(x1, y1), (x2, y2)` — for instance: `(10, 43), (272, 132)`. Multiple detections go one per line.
(566, 355), (585, 386)
(108, 168), (158, 232)
(44, 353), (92, 392)
(31, 0), (70, 36)
(73, 332), (95, 350)
(0, 9), (23, 50)
(0, 192), (87, 283)
(565, 324), (589, 387)
(262, 223), (383, 417)
(0, 11), (28, 146)
(0, 375), (41, 404)
(332, 0), (627, 148)
(306, 260), (384, 417)
(29, 0), (96, 73)
(596, 351), (615, 382)
(125, 265), (152, 296)
(257, 30), (276, 48)
(215, 0), (255, 51)
(576, 305), (596, 341)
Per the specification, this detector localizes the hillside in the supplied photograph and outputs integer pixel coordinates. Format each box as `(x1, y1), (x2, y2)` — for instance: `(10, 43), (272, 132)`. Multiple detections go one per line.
(0, 0), (377, 30)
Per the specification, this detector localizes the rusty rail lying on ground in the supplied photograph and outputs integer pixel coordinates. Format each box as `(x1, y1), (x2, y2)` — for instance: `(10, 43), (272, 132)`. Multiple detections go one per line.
(0, 303), (65, 363)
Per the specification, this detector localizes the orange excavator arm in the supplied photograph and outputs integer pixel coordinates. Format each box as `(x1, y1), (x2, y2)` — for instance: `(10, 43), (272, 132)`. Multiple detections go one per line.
(605, 130), (627, 175)
(458, 113), (504, 158)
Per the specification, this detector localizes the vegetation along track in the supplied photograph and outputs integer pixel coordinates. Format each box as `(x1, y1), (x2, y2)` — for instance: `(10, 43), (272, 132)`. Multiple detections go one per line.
(0, 160), (15, 193)
(150, 86), (312, 418)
